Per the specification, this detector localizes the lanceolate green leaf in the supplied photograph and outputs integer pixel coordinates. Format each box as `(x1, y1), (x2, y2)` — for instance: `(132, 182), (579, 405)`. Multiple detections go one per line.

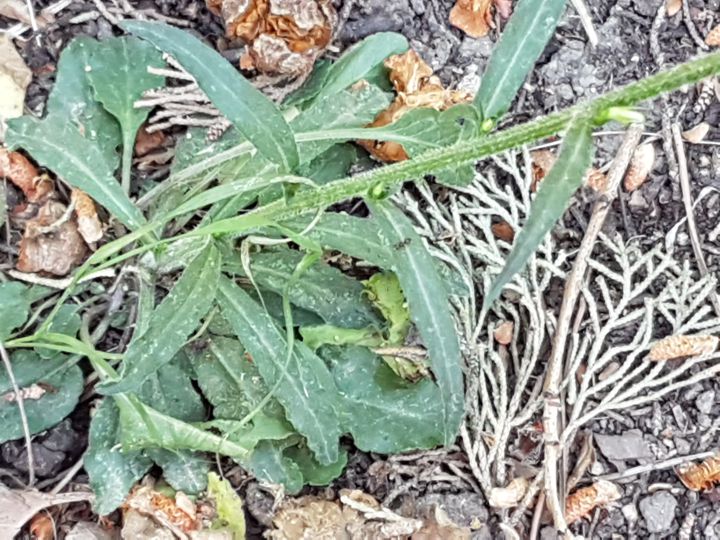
(485, 115), (594, 309)
(475, 0), (567, 120)
(87, 36), (165, 192)
(45, 37), (121, 167)
(313, 32), (408, 102)
(100, 241), (221, 394)
(368, 201), (464, 445)
(6, 115), (145, 230)
(85, 399), (152, 515)
(0, 351), (83, 443)
(324, 346), (445, 452)
(224, 246), (379, 329)
(121, 20), (299, 171)
(217, 277), (342, 465)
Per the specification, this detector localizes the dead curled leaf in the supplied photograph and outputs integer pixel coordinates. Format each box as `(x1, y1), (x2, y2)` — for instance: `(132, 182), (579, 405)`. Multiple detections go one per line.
(623, 143), (655, 192)
(676, 455), (720, 491)
(206, 0), (336, 76)
(647, 335), (719, 361)
(359, 50), (473, 162)
(665, 0), (682, 17)
(449, 0), (513, 38)
(71, 189), (103, 244)
(488, 477), (529, 508)
(0, 148), (54, 203)
(123, 486), (199, 536)
(17, 200), (88, 276)
(134, 125), (167, 156)
(565, 480), (621, 524)
(682, 121), (710, 144)
(491, 221), (515, 243)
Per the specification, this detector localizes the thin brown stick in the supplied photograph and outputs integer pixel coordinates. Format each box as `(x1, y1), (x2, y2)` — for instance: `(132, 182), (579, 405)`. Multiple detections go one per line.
(0, 341), (35, 486)
(671, 122), (720, 317)
(541, 124), (644, 534)
(596, 449), (717, 482)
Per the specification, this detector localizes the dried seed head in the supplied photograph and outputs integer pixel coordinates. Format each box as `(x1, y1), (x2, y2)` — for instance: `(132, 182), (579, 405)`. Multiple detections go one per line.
(623, 143), (655, 192)
(666, 0), (682, 17)
(707, 24), (720, 47)
(565, 480), (622, 524)
(488, 477), (529, 508)
(647, 335), (719, 361)
(491, 221), (515, 243)
(676, 455), (720, 491)
(586, 168), (608, 192)
(493, 321), (514, 345)
(682, 122), (710, 144)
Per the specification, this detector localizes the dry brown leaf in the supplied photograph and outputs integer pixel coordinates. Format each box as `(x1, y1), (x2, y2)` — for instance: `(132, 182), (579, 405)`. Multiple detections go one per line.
(676, 455), (720, 491)
(359, 50), (472, 162)
(623, 143), (655, 192)
(17, 201), (88, 276)
(71, 189), (103, 244)
(666, 0), (682, 17)
(488, 477), (529, 508)
(493, 320), (514, 345)
(0, 35), (32, 141)
(565, 480), (622, 524)
(207, 0), (335, 76)
(682, 121), (710, 144)
(647, 335), (719, 361)
(0, 148), (53, 203)
(585, 168), (607, 192)
(491, 221), (515, 243)
(449, 0), (494, 38)
(134, 126), (166, 157)
(706, 24), (720, 47)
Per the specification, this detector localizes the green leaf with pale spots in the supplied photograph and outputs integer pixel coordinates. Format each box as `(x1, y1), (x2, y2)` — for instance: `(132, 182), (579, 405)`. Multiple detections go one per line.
(0, 282), (30, 341)
(367, 201), (464, 445)
(100, 241), (221, 394)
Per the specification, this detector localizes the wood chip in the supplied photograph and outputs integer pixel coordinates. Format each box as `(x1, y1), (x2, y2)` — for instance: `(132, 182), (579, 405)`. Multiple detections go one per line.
(586, 168), (608, 192)
(647, 335), (719, 361)
(488, 477), (528, 508)
(677, 455), (720, 491)
(493, 321), (514, 345)
(71, 189), (103, 244)
(565, 480), (621, 524)
(682, 121), (710, 144)
(623, 143), (655, 192)
(706, 24), (720, 47)
(665, 0), (682, 17)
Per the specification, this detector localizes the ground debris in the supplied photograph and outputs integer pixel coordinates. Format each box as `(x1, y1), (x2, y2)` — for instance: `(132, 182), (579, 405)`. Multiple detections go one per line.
(565, 480), (621, 524)
(17, 200), (88, 276)
(639, 491), (677, 533)
(0, 35), (32, 141)
(595, 430), (652, 462)
(359, 49), (472, 162)
(624, 142), (655, 192)
(676, 454), (720, 491)
(0, 148), (53, 203)
(71, 189), (104, 245)
(206, 0), (335, 76)
(647, 335), (719, 361)
(449, 0), (512, 38)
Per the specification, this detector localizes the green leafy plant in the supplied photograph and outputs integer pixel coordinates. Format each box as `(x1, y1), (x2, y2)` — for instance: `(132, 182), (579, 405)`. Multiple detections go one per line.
(3, 0), (720, 515)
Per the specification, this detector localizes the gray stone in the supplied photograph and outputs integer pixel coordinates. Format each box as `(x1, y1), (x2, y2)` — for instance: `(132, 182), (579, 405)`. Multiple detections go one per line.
(595, 430), (653, 461)
(639, 492), (677, 533)
(622, 502), (638, 523)
(66, 522), (114, 540)
(695, 390), (715, 414)
(416, 492), (488, 528)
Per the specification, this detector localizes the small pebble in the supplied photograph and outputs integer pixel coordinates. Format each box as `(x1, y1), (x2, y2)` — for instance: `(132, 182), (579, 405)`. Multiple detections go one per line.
(695, 390), (715, 414)
(639, 492), (677, 533)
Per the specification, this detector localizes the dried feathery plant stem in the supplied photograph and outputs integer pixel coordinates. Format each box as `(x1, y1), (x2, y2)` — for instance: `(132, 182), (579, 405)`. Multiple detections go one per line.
(671, 122), (720, 317)
(541, 124), (643, 534)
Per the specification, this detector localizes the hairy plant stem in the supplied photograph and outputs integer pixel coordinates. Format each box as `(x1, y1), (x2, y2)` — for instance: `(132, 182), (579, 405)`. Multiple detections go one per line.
(186, 51), (720, 239)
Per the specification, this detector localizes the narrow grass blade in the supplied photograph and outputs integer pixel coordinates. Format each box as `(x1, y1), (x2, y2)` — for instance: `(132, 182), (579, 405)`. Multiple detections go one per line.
(475, 0), (567, 120)
(217, 277), (341, 464)
(485, 115), (594, 309)
(100, 241), (221, 394)
(121, 20), (299, 171)
(367, 200), (464, 445)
